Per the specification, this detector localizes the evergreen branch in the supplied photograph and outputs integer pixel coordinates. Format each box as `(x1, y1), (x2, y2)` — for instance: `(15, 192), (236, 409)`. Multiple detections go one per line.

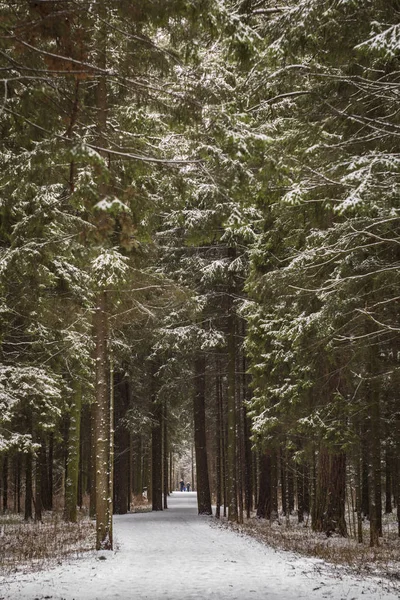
(87, 143), (202, 165)
(246, 90), (311, 112)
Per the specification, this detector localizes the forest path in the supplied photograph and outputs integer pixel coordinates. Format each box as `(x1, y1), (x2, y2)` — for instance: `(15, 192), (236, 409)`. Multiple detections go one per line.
(1, 492), (398, 600)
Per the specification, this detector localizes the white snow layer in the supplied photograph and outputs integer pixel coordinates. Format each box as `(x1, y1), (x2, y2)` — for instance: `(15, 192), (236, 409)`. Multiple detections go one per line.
(1, 492), (398, 600)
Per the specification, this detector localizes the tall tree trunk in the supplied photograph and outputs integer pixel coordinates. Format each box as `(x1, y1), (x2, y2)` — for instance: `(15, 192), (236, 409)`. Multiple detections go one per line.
(34, 447), (42, 523)
(355, 443), (363, 543)
(287, 456), (295, 515)
(270, 449), (278, 521)
(163, 400), (168, 509)
(65, 385), (82, 522)
(93, 0), (112, 550)
(226, 269), (238, 522)
(385, 447), (393, 514)
(94, 289), (112, 549)
(326, 452), (347, 537)
(89, 400), (96, 519)
(221, 380), (227, 517)
(151, 374), (163, 511)
(256, 448), (272, 519)
(2, 454), (8, 513)
(114, 377), (130, 515)
(132, 434), (143, 497)
(243, 404), (252, 520)
(193, 353), (212, 515)
(241, 324), (253, 520)
(14, 454), (21, 513)
(361, 430), (369, 518)
(24, 452), (32, 521)
(297, 463), (305, 524)
(312, 446), (330, 532)
(368, 382), (382, 546)
(215, 359), (222, 519)
(47, 432), (54, 511)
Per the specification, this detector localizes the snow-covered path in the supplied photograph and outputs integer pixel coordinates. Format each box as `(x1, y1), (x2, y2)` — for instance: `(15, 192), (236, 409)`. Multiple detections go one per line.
(1, 492), (398, 600)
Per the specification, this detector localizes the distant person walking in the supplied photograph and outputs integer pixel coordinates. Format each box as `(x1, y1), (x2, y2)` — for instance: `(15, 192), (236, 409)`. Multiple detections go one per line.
(186, 482), (191, 492)
(179, 479), (185, 492)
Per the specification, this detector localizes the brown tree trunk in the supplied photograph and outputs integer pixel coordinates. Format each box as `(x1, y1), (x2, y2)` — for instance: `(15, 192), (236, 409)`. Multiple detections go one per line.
(34, 442), (42, 522)
(312, 446), (330, 532)
(368, 383), (382, 546)
(94, 290), (112, 549)
(151, 389), (163, 512)
(226, 270), (238, 522)
(163, 400), (168, 509)
(326, 452), (347, 537)
(385, 448), (393, 514)
(2, 454), (8, 513)
(24, 452), (33, 521)
(193, 353), (212, 515)
(256, 448), (272, 519)
(215, 359), (222, 519)
(65, 385), (82, 522)
(89, 400), (96, 519)
(114, 377), (130, 515)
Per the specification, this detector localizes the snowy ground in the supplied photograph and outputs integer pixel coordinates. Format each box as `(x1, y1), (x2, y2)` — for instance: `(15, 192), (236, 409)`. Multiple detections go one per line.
(1, 492), (398, 600)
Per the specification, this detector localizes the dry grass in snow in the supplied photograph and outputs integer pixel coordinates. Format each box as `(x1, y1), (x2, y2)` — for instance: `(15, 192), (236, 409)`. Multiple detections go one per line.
(223, 511), (400, 585)
(0, 511), (95, 576)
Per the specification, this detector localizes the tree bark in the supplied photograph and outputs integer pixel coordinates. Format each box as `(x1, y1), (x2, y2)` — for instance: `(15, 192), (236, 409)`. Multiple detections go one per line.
(113, 377), (130, 515)
(193, 353), (212, 515)
(94, 290), (112, 549)
(163, 400), (168, 509)
(256, 448), (272, 519)
(215, 359), (222, 519)
(24, 452), (33, 521)
(2, 454), (8, 513)
(226, 267), (238, 522)
(151, 373), (163, 511)
(65, 384), (82, 522)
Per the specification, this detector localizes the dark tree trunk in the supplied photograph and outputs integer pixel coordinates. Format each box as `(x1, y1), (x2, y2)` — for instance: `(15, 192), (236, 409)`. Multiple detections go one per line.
(326, 452), (347, 537)
(304, 463), (310, 515)
(47, 432), (54, 510)
(163, 400), (168, 509)
(94, 289), (112, 549)
(368, 383), (382, 546)
(24, 452), (33, 520)
(151, 392), (163, 511)
(34, 449), (42, 522)
(253, 451), (258, 515)
(65, 386), (82, 522)
(361, 431), (369, 518)
(355, 444), (363, 543)
(385, 448), (393, 514)
(132, 434), (143, 497)
(281, 450), (287, 516)
(256, 448), (272, 519)
(271, 449), (278, 521)
(40, 437), (51, 511)
(221, 379), (227, 517)
(297, 463), (305, 523)
(14, 454), (21, 513)
(226, 275), (238, 522)
(313, 448), (347, 536)
(243, 403), (253, 519)
(288, 458), (295, 514)
(114, 377), (130, 515)
(193, 353), (212, 515)
(215, 360), (222, 519)
(89, 400), (96, 519)
(312, 447), (330, 533)
(2, 454), (8, 513)
(237, 344), (244, 524)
